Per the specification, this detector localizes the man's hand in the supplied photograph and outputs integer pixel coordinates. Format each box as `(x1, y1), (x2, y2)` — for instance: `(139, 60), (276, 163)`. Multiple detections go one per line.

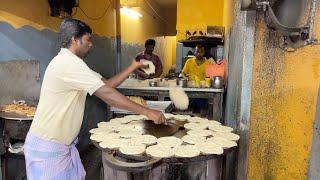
(146, 109), (167, 125)
(131, 59), (149, 70)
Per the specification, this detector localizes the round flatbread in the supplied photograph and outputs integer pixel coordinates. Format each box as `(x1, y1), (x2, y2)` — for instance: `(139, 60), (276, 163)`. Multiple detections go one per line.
(97, 121), (118, 129)
(186, 130), (212, 137)
(140, 59), (156, 75)
(169, 88), (189, 110)
(90, 133), (120, 142)
(119, 144), (146, 155)
(90, 134), (103, 142)
(184, 122), (208, 130)
(211, 132), (240, 141)
(207, 120), (221, 125)
(164, 113), (176, 119)
(157, 136), (183, 148)
(187, 117), (209, 123)
(133, 124), (144, 131)
(99, 138), (127, 149)
(118, 118), (135, 124)
(205, 120), (221, 126)
(174, 145), (200, 158)
(208, 125), (233, 133)
(181, 135), (206, 144)
(117, 129), (143, 138)
(115, 124), (139, 132)
(174, 115), (191, 121)
(89, 128), (114, 134)
(125, 121), (144, 131)
(125, 139), (144, 146)
(207, 137), (237, 148)
(131, 135), (157, 145)
(146, 145), (174, 158)
(109, 118), (124, 123)
(195, 141), (224, 155)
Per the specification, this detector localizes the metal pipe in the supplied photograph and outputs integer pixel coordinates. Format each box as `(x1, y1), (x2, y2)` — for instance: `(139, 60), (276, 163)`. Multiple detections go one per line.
(307, 0), (318, 44)
(115, 0), (121, 74)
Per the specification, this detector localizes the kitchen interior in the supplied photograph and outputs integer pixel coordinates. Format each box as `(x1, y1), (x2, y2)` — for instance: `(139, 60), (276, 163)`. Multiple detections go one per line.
(0, 0), (320, 179)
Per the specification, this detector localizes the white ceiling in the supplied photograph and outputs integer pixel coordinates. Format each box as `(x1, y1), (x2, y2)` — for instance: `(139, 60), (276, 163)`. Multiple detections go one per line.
(153, 0), (177, 8)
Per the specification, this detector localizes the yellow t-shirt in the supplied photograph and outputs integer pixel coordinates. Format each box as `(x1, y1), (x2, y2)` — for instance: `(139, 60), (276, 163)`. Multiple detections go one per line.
(30, 48), (105, 145)
(182, 57), (212, 81)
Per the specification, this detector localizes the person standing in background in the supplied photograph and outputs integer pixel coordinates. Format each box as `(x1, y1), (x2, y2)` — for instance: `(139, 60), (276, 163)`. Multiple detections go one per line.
(135, 39), (163, 79)
(180, 44), (212, 81)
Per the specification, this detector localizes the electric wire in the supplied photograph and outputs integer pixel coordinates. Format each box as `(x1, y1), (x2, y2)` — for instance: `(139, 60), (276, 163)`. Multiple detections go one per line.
(144, 0), (169, 24)
(76, 0), (113, 20)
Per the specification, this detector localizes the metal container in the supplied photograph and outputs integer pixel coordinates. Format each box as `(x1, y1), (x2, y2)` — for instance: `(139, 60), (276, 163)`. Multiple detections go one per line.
(212, 76), (223, 89)
(158, 78), (168, 87)
(129, 73), (137, 79)
(176, 79), (188, 88)
(149, 81), (158, 87)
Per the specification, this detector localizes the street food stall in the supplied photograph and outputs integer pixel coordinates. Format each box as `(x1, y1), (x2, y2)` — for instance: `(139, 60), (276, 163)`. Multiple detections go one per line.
(2, 0), (319, 179)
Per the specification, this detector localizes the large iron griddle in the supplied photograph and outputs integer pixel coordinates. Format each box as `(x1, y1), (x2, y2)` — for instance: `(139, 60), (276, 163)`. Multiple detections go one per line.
(93, 119), (235, 172)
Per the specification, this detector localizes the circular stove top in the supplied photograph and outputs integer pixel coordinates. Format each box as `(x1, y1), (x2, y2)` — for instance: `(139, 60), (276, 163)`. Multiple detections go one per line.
(92, 119), (235, 165)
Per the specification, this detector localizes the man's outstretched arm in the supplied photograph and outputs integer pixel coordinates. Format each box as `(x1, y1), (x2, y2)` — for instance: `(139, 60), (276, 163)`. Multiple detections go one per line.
(102, 60), (147, 87)
(94, 84), (166, 124)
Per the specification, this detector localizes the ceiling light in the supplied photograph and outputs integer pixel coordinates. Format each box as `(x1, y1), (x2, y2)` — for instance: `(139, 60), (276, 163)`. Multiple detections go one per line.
(120, 7), (142, 19)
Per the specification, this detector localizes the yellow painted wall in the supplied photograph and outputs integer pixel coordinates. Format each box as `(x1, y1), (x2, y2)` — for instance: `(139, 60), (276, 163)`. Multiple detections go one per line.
(0, 0), (176, 76)
(0, 0), (61, 31)
(0, 0), (171, 40)
(247, 10), (320, 180)
(223, 0), (235, 34)
(119, 0), (176, 75)
(73, 0), (115, 36)
(120, 7), (164, 44)
(176, 0), (224, 40)
(163, 7), (177, 36)
(120, 0), (166, 44)
(0, 0), (115, 36)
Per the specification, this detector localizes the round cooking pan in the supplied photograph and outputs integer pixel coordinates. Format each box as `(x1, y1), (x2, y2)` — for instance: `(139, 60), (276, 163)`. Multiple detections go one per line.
(92, 119), (237, 172)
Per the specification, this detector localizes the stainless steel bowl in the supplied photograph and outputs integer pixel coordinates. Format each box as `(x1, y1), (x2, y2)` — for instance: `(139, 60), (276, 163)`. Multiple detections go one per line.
(176, 79), (188, 88)
(149, 81), (159, 87)
(212, 76), (223, 89)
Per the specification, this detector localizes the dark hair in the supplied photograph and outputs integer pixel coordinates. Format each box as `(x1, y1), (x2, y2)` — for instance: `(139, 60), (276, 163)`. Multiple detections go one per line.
(195, 44), (205, 49)
(145, 39), (156, 47)
(59, 18), (92, 48)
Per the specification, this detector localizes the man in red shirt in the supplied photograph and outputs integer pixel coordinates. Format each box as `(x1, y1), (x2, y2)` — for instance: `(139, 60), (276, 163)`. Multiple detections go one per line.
(135, 39), (163, 79)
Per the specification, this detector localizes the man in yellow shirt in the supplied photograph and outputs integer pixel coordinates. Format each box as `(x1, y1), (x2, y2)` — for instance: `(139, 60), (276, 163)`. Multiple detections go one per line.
(180, 44), (212, 115)
(181, 44), (212, 81)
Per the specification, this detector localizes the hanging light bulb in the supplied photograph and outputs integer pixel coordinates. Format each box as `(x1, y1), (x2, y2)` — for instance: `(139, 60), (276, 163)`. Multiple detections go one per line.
(120, 7), (142, 19)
